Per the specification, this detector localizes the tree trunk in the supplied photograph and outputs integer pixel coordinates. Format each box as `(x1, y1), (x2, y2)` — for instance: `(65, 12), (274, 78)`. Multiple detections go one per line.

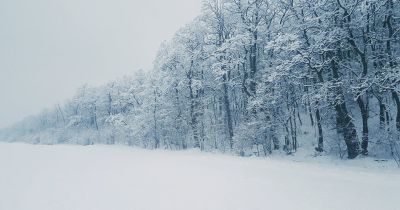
(392, 91), (400, 131)
(357, 96), (369, 155)
(385, 0), (400, 131)
(249, 42), (257, 95)
(188, 60), (200, 148)
(315, 106), (324, 152)
(314, 72), (325, 152)
(378, 98), (387, 127)
(331, 59), (360, 159)
(222, 73), (234, 149)
(342, 1), (370, 155)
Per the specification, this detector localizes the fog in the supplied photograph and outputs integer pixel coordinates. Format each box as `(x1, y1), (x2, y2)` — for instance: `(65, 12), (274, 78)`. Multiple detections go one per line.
(0, 0), (201, 128)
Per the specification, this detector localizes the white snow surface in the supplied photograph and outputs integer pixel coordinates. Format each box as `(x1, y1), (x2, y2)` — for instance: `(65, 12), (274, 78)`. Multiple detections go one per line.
(0, 142), (399, 210)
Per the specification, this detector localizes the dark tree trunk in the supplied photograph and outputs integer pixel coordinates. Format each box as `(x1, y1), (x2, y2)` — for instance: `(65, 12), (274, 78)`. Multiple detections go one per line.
(315, 106), (324, 152)
(309, 106), (315, 127)
(392, 91), (400, 131)
(249, 32), (258, 96)
(249, 46), (257, 95)
(379, 99), (387, 127)
(314, 72), (325, 152)
(341, 1), (370, 155)
(222, 73), (234, 149)
(335, 103), (360, 159)
(331, 59), (360, 159)
(293, 112), (298, 151)
(385, 0), (400, 131)
(357, 96), (369, 155)
(289, 112), (297, 151)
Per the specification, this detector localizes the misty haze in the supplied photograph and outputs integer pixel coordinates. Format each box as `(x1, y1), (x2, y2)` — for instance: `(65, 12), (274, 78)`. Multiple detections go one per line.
(0, 0), (399, 210)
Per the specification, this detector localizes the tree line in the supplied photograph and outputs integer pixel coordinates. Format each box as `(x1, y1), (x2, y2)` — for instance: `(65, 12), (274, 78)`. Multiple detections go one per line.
(1, 0), (399, 161)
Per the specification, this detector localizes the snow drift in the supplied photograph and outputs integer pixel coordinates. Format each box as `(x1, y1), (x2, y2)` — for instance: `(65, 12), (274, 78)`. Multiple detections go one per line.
(0, 143), (398, 210)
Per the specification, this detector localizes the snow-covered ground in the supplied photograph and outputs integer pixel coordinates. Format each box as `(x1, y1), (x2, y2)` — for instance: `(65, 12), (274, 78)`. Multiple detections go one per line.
(0, 142), (399, 210)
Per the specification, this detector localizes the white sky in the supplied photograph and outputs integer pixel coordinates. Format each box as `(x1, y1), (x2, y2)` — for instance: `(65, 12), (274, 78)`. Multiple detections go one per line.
(0, 0), (202, 128)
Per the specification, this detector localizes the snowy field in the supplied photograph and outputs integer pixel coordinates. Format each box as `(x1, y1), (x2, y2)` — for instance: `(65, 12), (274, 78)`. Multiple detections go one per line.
(0, 143), (399, 210)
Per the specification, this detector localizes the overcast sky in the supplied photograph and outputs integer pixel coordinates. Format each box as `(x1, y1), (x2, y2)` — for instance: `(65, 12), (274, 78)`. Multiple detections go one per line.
(0, 0), (202, 128)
